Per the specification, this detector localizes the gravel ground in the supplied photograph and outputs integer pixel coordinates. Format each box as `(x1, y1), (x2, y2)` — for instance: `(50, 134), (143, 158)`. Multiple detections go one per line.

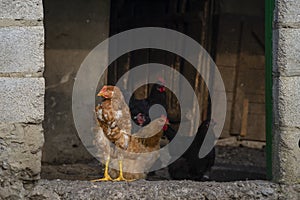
(26, 179), (299, 200)
(41, 144), (266, 181)
(31, 144), (299, 200)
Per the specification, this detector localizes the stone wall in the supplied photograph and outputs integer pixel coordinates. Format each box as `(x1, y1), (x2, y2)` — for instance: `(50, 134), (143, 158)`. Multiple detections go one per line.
(0, 2), (299, 200)
(0, 0), (45, 199)
(272, 0), (300, 183)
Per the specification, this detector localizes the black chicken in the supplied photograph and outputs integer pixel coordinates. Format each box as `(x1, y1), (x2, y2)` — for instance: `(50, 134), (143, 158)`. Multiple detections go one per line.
(125, 79), (177, 174)
(129, 79), (167, 129)
(168, 119), (216, 181)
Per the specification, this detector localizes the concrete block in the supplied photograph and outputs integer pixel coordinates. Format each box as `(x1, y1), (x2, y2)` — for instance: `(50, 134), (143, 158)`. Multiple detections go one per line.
(272, 127), (300, 183)
(0, 78), (44, 123)
(274, 0), (300, 24)
(273, 28), (300, 76)
(0, 0), (43, 20)
(273, 76), (300, 128)
(0, 123), (44, 180)
(0, 178), (25, 200)
(273, 77), (280, 126)
(0, 26), (44, 74)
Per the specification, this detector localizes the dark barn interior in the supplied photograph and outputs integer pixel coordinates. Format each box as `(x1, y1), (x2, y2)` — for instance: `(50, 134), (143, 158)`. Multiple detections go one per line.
(42, 0), (266, 181)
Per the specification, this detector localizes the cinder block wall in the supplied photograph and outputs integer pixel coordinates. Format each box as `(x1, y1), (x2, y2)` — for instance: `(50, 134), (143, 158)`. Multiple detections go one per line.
(0, 0), (44, 198)
(272, 0), (300, 183)
(0, 2), (299, 197)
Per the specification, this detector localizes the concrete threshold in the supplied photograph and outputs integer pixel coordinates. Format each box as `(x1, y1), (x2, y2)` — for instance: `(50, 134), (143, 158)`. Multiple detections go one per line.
(26, 179), (300, 199)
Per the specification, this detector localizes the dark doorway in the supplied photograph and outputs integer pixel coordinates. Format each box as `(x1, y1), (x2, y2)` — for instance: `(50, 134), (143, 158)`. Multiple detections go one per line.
(42, 0), (266, 182)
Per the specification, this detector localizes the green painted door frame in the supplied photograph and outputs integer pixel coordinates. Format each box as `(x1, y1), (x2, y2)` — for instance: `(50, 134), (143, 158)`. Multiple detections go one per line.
(265, 0), (274, 180)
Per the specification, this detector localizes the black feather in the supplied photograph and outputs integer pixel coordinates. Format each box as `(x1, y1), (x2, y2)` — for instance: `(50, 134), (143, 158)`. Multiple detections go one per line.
(128, 82), (167, 127)
(168, 119), (216, 181)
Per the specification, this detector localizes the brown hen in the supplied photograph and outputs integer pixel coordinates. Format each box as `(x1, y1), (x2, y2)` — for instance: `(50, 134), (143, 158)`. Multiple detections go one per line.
(93, 85), (168, 181)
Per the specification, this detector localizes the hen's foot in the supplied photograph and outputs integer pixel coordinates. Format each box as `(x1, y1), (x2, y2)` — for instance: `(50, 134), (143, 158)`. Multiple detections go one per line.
(113, 160), (136, 182)
(91, 158), (113, 182)
(91, 175), (113, 182)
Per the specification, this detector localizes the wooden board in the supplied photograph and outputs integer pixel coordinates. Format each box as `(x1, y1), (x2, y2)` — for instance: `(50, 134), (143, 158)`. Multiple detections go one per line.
(215, 14), (266, 141)
(109, 0), (216, 136)
(240, 99), (249, 137)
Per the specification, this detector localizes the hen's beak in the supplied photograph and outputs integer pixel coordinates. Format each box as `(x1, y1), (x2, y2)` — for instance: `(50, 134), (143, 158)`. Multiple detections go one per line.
(97, 91), (104, 97)
(98, 86), (108, 97)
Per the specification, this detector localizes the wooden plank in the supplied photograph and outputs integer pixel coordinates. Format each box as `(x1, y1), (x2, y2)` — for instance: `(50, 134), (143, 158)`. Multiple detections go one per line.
(245, 113), (266, 141)
(189, 69), (201, 136)
(220, 101), (234, 138)
(248, 94), (265, 104)
(218, 66), (236, 92)
(229, 19), (266, 140)
(229, 20), (244, 135)
(240, 99), (249, 137)
(215, 15), (242, 67)
(239, 54), (265, 70)
(200, 0), (213, 121)
(128, 49), (149, 99)
(109, 0), (216, 137)
(248, 102), (265, 115)
(171, 56), (181, 110)
(111, 53), (130, 86)
(238, 69), (265, 95)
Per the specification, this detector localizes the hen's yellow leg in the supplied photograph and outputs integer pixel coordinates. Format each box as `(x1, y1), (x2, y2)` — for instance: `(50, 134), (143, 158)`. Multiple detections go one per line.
(91, 157), (113, 182)
(114, 160), (135, 182)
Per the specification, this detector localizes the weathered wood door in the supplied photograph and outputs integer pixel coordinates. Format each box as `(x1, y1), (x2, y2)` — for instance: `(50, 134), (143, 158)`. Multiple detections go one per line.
(108, 0), (218, 135)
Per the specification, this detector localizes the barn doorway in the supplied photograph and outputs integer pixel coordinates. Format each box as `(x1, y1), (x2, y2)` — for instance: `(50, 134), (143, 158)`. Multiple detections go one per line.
(42, 0), (267, 181)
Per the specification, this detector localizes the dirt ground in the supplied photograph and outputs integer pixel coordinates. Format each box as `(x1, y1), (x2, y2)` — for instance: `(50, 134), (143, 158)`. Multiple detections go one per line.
(36, 140), (296, 200)
(41, 139), (266, 182)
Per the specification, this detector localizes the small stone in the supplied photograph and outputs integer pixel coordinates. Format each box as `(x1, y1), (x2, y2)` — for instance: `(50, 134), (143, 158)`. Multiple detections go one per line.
(233, 193), (239, 199)
(1, 161), (9, 170)
(237, 182), (244, 187)
(247, 190), (254, 196)
(261, 188), (274, 196)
